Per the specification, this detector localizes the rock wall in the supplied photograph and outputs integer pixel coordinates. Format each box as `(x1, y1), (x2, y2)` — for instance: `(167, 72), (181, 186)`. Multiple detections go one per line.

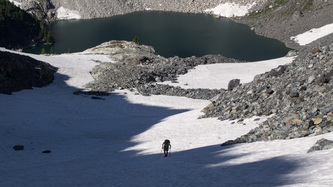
(14, 0), (57, 23)
(49, 0), (273, 19)
(15, 0), (273, 20)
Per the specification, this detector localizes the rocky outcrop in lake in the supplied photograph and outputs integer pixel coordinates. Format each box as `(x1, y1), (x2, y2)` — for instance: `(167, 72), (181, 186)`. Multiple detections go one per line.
(85, 40), (242, 100)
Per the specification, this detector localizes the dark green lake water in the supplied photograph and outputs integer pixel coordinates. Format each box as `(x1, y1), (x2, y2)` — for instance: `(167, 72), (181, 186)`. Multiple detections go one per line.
(25, 11), (290, 61)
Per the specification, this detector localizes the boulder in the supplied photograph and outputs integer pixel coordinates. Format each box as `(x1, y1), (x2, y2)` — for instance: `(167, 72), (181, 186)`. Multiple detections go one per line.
(307, 138), (333, 153)
(312, 48), (321, 54)
(268, 65), (287, 77)
(42, 150), (51, 153)
(0, 51), (57, 94)
(227, 79), (240, 91)
(13, 145), (24, 151)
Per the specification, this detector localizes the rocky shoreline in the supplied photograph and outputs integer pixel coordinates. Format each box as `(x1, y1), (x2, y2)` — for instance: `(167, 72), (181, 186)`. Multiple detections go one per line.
(14, 0), (333, 51)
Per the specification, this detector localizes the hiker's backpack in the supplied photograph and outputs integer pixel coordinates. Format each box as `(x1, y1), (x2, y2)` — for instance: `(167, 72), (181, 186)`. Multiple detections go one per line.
(164, 139), (170, 146)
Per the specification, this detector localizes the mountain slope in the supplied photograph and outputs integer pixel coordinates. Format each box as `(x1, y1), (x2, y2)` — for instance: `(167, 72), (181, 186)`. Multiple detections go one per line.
(0, 0), (40, 48)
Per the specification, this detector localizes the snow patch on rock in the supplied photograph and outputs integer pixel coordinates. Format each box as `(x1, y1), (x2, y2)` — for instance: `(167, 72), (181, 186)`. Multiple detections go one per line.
(57, 6), (81, 20)
(8, 0), (22, 7)
(204, 2), (255, 18)
(290, 23), (333, 46)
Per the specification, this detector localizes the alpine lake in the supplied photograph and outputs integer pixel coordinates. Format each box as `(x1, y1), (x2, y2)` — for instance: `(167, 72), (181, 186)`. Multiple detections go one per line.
(25, 11), (291, 62)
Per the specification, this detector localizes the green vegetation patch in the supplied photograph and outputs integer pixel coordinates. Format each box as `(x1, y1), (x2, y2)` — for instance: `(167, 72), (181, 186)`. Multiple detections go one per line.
(247, 0), (290, 18)
(303, 0), (313, 11)
(275, 0), (289, 7)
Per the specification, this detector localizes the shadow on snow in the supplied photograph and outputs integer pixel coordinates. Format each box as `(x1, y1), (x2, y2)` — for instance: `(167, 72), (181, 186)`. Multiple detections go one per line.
(0, 72), (303, 186)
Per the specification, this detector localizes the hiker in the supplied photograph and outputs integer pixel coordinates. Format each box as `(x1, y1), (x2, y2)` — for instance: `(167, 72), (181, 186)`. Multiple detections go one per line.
(162, 139), (171, 157)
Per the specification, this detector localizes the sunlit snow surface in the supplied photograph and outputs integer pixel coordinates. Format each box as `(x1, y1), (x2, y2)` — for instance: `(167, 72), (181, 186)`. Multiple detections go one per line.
(205, 2), (255, 17)
(291, 23), (333, 46)
(160, 57), (295, 89)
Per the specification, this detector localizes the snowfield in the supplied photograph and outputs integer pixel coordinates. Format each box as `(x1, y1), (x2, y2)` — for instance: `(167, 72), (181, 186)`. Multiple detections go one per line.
(160, 56), (295, 89)
(205, 2), (255, 18)
(291, 23), (333, 46)
(1, 23), (333, 186)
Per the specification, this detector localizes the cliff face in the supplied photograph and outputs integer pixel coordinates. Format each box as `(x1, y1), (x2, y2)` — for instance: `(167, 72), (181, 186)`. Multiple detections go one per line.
(15, 0), (273, 20)
(48, 0), (273, 19)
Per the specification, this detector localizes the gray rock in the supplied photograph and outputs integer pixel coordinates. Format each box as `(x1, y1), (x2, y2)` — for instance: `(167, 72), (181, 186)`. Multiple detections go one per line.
(42, 150), (51, 153)
(0, 51), (57, 94)
(228, 79), (240, 91)
(308, 75), (316, 84)
(307, 138), (333, 153)
(289, 91), (299, 98)
(268, 65), (287, 77)
(13, 145), (24, 151)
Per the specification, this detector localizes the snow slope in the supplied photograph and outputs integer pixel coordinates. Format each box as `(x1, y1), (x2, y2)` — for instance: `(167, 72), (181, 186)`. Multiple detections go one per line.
(1, 24), (333, 186)
(160, 56), (295, 89)
(291, 23), (333, 46)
